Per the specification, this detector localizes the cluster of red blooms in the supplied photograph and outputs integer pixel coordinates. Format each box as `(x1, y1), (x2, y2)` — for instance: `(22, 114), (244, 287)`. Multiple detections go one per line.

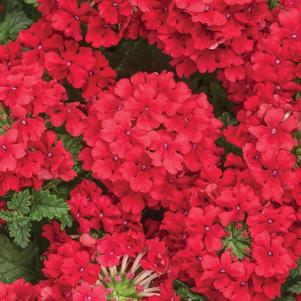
(0, 0), (300, 300)
(0, 218), (170, 300)
(79, 71), (222, 214)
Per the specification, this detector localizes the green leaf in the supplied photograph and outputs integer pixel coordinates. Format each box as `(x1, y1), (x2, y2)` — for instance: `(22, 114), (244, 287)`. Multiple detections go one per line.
(0, 104), (11, 135)
(7, 189), (31, 215)
(173, 280), (207, 301)
(0, 190), (32, 247)
(7, 217), (31, 248)
(279, 258), (301, 297)
(268, 0), (278, 9)
(59, 211), (73, 229)
(30, 189), (70, 222)
(290, 258), (301, 279)
(0, 233), (40, 283)
(209, 80), (230, 117)
(274, 297), (295, 301)
(288, 281), (301, 294)
(219, 112), (238, 129)
(1, 188), (72, 247)
(222, 223), (251, 260)
(0, 10), (32, 44)
(0, 210), (13, 221)
(103, 38), (172, 79)
(23, 0), (37, 6)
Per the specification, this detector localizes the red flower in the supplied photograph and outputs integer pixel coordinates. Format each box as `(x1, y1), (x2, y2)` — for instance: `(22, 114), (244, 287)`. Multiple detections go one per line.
(89, 141), (123, 181)
(10, 279), (37, 301)
(0, 66), (39, 112)
(44, 40), (95, 88)
(216, 184), (261, 226)
(100, 111), (149, 158)
(42, 221), (71, 252)
(190, 1), (227, 26)
(47, 102), (86, 137)
(198, 251), (245, 294)
(82, 52), (116, 98)
(19, 20), (64, 64)
(252, 37), (295, 83)
(252, 232), (294, 278)
(16, 148), (44, 178)
(250, 150), (297, 202)
(0, 283), (16, 301)
(43, 254), (63, 279)
(186, 205), (224, 252)
(124, 81), (167, 131)
(119, 150), (160, 193)
(98, 0), (132, 24)
(33, 131), (76, 181)
(61, 250), (100, 286)
(0, 41), (22, 71)
(141, 238), (169, 274)
(147, 131), (190, 174)
(50, 0), (91, 41)
(86, 16), (122, 48)
(12, 117), (45, 142)
(90, 195), (121, 232)
(247, 204), (296, 236)
(97, 237), (123, 267)
(177, 234), (206, 278)
(73, 283), (106, 301)
(249, 108), (297, 152)
(222, 262), (254, 301)
(0, 129), (26, 172)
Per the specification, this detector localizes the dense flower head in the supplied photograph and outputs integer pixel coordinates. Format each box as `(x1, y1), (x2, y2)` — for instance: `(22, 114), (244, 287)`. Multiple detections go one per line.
(79, 71), (223, 213)
(39, 225), (168, 300)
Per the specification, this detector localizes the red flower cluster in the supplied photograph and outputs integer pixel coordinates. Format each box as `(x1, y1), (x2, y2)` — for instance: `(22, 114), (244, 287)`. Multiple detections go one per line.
(79, 71), (222, 213)
(37, 221), (168, 300)
(0, 0), (300, 300)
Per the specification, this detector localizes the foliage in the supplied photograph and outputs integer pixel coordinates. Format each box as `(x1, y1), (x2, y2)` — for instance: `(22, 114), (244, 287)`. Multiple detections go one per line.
(0, 0), (32, 44)
(269, 0), (278, 9)
(222, 223), (251, 260)
(23, 0), (37, 6)
(0, 189), (71, 248)
(173, 280), (207, 301)
(0, 233), (40, 283)
(279, 258), (301, 299)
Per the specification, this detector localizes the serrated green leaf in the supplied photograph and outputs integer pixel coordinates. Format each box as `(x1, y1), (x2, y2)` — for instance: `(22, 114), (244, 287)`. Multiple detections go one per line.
(7, 189), (31, 215)
(222, 223), (251, 260)
(0, 233), (40, 283)
(1, 188), (72, 246)
(173, 280), (207, 301)
(288, 281), (301, 294)
(0, 190), (32, 247)
(30, 189), (69, 222)
(0, 10), (32, 44)
(60, 211), (73, 229)
(0, 210), (13, 221)
(7, 217), (31, 248)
